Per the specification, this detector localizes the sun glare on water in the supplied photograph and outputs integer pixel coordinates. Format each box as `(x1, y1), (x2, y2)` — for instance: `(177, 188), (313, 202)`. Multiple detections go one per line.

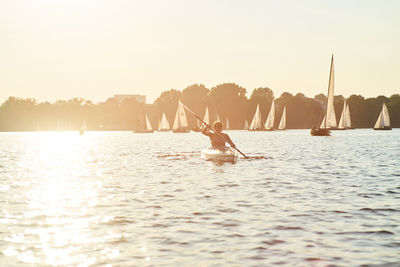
(4, 132), (123, 266)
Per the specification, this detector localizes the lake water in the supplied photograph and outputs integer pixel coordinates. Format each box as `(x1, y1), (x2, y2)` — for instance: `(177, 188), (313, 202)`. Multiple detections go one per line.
(0, 130), (399, 266)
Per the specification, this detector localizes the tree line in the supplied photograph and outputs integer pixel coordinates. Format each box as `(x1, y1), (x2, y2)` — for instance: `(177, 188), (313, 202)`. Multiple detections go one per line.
(0, 83), (399, 131)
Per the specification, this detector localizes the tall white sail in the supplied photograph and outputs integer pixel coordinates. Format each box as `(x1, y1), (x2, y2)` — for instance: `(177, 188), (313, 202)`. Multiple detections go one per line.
(203, 107), (210, 125)
(338, 100), (347, 129)
(278, 106), (286, 130)
(320, 115), (326, 129)
(249, 104), (262, 130)
(264, 100), (275, 130)
(382, 103), (391, 127)
(375, 103), (391, 128)
(322, 55), (337, 129)
(345, 104), (352, 128)
(244, 120), (249, 130)
(81, 120), (87, 130)
(160, 113), (170, 131)
(196, 117), (201, 128)
(173, 100), (188, 130)
(374, 111), (383, 129)
(226, 117), (230, 130)
(145, 115), (153, 131)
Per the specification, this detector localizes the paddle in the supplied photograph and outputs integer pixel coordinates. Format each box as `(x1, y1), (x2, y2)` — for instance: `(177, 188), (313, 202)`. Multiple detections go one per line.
(181, 103), (249, 159)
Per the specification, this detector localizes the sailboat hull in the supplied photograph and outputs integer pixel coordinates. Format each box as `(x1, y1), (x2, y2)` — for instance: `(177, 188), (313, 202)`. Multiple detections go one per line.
(173, 129), (190, 133)
(373, 126), (392, 130)
(310, 128), (331, 136)
(133, 130), (154, 133)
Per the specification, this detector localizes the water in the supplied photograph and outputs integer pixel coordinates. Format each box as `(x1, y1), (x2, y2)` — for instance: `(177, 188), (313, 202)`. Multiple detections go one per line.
(0, 130), (399, 266)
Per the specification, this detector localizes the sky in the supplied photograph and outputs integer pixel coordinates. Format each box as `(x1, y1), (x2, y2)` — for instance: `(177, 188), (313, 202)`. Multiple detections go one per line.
(1, 0), (399, 104)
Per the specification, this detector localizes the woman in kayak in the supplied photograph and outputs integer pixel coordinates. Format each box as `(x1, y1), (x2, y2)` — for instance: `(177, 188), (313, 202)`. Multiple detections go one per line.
(202, 121), (236, 149)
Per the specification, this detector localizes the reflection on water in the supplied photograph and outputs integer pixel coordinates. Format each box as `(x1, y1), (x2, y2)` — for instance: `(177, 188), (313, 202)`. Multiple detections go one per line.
(0, 130), (399, 266)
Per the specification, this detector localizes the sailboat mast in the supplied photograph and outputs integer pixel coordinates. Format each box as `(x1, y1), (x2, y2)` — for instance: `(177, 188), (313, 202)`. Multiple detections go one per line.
(324, 54), (334, 129)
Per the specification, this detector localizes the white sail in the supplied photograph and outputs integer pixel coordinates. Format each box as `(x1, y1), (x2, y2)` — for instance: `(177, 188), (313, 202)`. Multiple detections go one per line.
(278, 106), (286, 130)
(203, 107), (210, 125)
(338, 100), (347, 129)
(145, 115), (153, 131)
(375, 103), (391, 128)
(81, 120), (87, 130)
(196, 117), (201, 128)
(322, 55), (337, 129)
(244, 120), (249, 130)
(382, 103), (391, 127)
(320, 115), (326, 129)
(160, 113), (170, 131)
(374, 111), (383, 129)
(249, 104), (262, 130)
(345, 104), (352, 128)
(226, 117), (230, 130)
(173, 101), (188, 130)
(264, 100), (275, 130)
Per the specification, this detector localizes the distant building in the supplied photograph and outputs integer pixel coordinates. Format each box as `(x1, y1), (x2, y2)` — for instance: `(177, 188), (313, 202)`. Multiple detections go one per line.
(114, 94), (146, 104)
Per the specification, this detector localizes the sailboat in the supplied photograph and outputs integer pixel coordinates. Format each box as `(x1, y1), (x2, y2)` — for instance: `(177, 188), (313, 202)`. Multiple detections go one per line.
(249, 104), (263, 131)
(373, 103), (392, 130)
(35, 121), (41, 132)
(225, 117), (230, 130)
(158, 113), (170, 132)
(194, 106), (209, 131)
(338, 100), (354, 130)
(173, 100), (189, 133)
(243, 120), (249, 130)
(311, 55), (336, 136)
(79, 120), (87, 135)
(134, 106), (154, 133)
(216, 113), (221, 122)
(264, 100), (275, 131)
(192, 109), (204, 132)
(278, 106), (286, 130)
(345, 104), (353, 129)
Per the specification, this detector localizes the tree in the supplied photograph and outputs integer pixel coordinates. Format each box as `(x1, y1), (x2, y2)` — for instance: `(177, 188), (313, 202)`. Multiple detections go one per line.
(209, 83), (248, 129)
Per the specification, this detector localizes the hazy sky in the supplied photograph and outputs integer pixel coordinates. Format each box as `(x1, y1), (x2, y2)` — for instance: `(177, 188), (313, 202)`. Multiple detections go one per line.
(1, 0), (399, 104)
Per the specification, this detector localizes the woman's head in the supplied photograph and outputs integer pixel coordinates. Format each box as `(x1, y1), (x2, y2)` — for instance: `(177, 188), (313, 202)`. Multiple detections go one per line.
(213, 121), (223, 132)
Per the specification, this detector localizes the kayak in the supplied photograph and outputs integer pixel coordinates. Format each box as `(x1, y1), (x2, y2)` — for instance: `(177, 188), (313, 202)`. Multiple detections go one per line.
(201, 147), (238, 162)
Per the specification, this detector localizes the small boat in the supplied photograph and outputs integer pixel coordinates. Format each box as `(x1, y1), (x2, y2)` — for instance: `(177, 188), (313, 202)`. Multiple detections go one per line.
(134, 106), (154, 133)
(373, 103), (392, 130)
(249, 104), (263, 131)
(264, 99), (275, 131)
(278, 106), (286, 130)
(225, 117), (230, 130)
(243, 120), (249, 130)
(201, 147), (238, 162)
(311, 55), (336, 136)
(79, 120), (87, 135)
(158, 113), (171, 132)
(172, 100), (189, 133)
(216, 113), (221, 122)
(192, 116), (202, 132)
(337, 100), (354, 130)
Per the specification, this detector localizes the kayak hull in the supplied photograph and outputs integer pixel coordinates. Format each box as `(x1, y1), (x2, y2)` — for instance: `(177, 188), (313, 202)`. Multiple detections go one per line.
(201, 147), (238, 162)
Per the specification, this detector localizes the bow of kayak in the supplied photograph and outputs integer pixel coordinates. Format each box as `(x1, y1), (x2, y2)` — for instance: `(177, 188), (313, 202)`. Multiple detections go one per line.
(201, 147), (238, 162)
